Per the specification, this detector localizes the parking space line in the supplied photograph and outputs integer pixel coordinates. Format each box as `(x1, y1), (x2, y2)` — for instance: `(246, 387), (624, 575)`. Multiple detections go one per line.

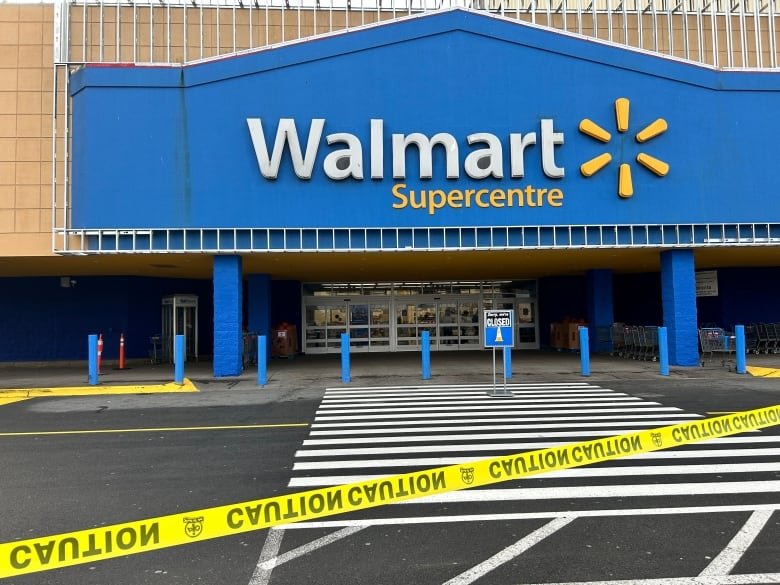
(279, 504), (780, 529)
(288, 462), (780, 487)
(248, 528), (285, 585)
(699, 509), (774, 577)
(516, 574), (780, 584)
(442, 516), (575, 585)
(250, 526), (366, 585)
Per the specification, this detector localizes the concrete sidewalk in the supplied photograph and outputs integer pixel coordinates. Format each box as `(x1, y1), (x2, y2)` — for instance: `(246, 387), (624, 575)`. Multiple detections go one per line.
(1, 350), (779, 394)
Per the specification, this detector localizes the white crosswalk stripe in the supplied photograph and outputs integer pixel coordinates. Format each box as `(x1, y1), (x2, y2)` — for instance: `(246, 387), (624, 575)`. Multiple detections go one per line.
(288, 382), (780, 514)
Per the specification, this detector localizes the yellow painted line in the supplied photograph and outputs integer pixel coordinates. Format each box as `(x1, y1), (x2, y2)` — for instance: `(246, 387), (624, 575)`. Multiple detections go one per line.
(0, 423), (309, 437)
(746, 366), (780, 378)
(0, 397), (29, 406)
(0, 378), (199, 397)
(0, 404), (778, 579)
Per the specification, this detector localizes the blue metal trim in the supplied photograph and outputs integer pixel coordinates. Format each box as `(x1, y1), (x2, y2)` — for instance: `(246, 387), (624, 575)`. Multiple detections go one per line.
(63, 223), (780, 254)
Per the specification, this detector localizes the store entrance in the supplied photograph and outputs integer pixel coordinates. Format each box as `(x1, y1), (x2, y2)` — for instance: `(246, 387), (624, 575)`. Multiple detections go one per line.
(304, 300), (391, 353)
(302, 281), (539, 354)
(394, 297), (480, 351)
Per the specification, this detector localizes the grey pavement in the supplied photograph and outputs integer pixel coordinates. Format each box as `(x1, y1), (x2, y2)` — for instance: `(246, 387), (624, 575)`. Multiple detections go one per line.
(1, 349), (779, 392)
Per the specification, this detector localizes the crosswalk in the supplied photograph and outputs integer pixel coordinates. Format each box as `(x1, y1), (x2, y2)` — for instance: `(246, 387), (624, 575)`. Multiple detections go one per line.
(288, 382), (780, 516)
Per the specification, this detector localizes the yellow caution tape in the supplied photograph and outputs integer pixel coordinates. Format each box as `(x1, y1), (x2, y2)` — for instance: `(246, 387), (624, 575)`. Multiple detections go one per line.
(1, 404), (778, 578)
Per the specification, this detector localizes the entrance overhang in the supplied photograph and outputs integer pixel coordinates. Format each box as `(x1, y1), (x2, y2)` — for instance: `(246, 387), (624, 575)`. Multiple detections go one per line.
(4, 245), (779, 281)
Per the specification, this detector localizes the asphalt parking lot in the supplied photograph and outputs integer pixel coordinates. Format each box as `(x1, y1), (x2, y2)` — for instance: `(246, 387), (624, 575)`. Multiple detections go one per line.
(1, 351), (779, 584)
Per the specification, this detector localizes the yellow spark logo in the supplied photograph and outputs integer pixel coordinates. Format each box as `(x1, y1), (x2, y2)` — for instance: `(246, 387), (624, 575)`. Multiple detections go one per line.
(579, 97), (669, 198)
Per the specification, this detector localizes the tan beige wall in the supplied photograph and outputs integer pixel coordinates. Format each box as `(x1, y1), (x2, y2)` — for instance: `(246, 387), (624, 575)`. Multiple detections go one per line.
(0, 3), (54, 257)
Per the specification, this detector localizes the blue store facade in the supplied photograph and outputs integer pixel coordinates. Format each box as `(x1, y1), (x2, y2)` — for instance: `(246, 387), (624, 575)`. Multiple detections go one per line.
(4, 9), (780, 373)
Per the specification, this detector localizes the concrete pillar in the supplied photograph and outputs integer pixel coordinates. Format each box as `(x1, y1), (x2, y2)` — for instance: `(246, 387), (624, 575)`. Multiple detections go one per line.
(213, 255), (243, 377)
(247, 274), (272, 361)
(661, 249), (699, 366)
(586, 269), (614, 353)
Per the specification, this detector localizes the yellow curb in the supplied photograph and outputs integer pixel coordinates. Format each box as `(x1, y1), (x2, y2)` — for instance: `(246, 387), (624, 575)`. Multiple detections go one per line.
(746, 366), (780, 378)
(0, 378), (199, 396)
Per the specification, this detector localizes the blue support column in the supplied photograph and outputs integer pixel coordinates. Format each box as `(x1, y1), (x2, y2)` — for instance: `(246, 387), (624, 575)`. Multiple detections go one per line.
(503, 347), (512, 379)
(213, 255), (243, 377)
(247, 274), (272, 362)
(586, 269), (614, 353)
(660, 249), (700, 366)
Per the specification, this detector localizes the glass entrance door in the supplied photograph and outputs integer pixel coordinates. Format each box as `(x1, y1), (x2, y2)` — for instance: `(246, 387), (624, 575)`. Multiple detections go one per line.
(304, 299), (391, 353)
(302, 283), (538, 353)
(395, 297), (482, 351)
(304, 302), (347, 353)
(347, 303), (391, 352)
(515, 300), (538, 349)
(395, 300), (437, 350)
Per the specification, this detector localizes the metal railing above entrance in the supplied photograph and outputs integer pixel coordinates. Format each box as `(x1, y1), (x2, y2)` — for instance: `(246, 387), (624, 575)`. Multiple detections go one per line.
(54, 222), (780, 254)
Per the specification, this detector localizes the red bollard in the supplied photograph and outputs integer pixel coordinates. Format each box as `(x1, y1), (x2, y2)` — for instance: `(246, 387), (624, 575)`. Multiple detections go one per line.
(119, 333), (125, 370)
(97, 333), (103, 374)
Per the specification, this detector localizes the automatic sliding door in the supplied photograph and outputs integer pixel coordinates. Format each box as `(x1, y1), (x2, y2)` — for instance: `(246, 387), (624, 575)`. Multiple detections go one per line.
(368, 304), (391, 350)
(516, 300), (538, 349)
(305, 303), (347, 353)
(395, 301), (437, 350)
(438, 303), (458, 349)
(394, 298), (482, 351)
(458, 301), (480, 347)
(348, 303), (390, 352)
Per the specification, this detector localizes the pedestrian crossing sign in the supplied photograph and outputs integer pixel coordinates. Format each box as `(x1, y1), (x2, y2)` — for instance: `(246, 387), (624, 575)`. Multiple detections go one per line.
(484, 309), (514, 348)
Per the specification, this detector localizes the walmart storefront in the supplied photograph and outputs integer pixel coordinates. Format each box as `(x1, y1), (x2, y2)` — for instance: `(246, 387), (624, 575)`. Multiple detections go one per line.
(35, 9), (780, 373)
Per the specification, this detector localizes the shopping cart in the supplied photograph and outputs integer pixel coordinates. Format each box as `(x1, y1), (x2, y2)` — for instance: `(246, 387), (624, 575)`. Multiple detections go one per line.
(744, 324), (759, 354)
(638, 326), (659, 361)
(699, 327), (736, 369)
(610, 324), (626, 357)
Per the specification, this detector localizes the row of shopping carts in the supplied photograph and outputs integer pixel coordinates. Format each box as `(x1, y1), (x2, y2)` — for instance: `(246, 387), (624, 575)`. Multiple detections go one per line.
(609, 324), (660, 361)
(743, 323), (780, 354)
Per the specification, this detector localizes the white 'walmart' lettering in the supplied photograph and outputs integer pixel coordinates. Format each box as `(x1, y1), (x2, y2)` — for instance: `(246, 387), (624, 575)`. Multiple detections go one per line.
(246, 119), (565, 181)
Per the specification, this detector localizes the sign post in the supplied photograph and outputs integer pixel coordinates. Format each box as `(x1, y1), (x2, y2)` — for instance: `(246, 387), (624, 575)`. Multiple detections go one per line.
(484, 309), (514, 397)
